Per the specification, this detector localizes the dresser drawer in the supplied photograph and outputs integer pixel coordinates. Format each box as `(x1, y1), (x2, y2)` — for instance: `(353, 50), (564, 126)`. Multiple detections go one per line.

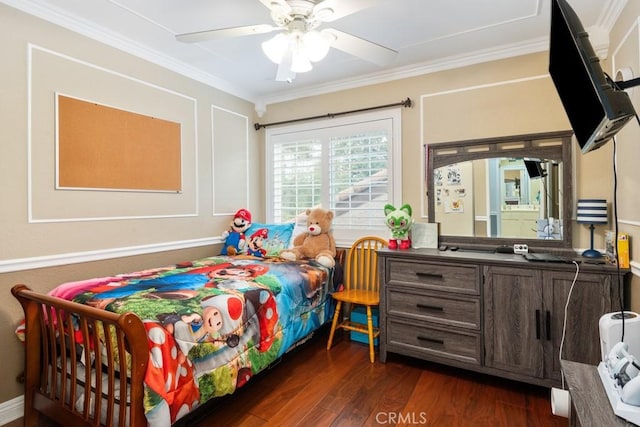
(387, 318), (481, 365)
(387, 289), (480, 330)
(386, 259), (480, 295)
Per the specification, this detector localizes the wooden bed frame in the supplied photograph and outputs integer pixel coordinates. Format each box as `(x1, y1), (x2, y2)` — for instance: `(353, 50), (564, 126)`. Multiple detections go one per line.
(12, 251), (345, 427)
(12, 284), (149, 427)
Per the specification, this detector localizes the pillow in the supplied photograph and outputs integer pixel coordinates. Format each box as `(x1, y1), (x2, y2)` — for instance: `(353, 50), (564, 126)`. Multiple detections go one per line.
(289, 212), (309, 248)
(244, 222), (294, 256)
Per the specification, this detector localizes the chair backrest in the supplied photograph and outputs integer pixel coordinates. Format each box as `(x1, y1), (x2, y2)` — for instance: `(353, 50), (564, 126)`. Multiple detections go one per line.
(344, 236), (388, 292)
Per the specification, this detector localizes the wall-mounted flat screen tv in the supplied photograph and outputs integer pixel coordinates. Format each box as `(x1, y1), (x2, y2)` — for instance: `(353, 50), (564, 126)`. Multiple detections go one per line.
(524, 159), (546, 179)
(549, 0), (636, 154)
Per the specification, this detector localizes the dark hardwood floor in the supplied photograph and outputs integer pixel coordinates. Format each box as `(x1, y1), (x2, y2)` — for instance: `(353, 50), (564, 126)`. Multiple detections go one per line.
(8, 326), (566, 427)
(182, 326), (566, 427)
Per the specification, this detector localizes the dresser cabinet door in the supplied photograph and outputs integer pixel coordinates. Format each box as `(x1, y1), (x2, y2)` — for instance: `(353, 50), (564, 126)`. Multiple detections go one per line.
(544, 270), (615, 380)
(484, 266), (544, 378)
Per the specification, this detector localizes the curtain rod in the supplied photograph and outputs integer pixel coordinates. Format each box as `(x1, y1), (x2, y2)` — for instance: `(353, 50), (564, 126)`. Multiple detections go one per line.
(254, 97), (412, 131)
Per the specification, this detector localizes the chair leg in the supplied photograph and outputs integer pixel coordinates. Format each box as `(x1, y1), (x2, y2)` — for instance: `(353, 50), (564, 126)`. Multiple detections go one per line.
(366, 305), (375, 363)
(326, 300), (342, 351)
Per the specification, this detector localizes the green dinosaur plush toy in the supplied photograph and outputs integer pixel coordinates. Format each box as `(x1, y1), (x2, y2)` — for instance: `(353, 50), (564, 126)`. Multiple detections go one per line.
(384, 203), (414, 250)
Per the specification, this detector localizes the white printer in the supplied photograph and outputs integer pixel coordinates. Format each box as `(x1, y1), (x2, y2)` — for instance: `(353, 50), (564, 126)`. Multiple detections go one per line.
(598, 311), (640, 426)
(600, 311), (640, 360)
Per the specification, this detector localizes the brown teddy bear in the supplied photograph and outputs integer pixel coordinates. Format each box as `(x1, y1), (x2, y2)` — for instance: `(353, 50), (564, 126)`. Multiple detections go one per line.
(280, 208), (336, 268)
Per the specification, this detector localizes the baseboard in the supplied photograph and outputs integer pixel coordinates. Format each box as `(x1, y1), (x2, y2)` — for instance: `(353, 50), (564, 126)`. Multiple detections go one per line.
(0, 395), (23, 426)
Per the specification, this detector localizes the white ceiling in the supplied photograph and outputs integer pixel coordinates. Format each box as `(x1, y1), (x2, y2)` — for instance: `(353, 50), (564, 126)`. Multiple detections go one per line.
(4, 0), (624, 109)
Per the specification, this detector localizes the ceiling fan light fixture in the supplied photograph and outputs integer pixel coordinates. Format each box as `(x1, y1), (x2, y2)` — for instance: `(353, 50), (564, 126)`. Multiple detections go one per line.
(291, 41), (313, 73)
(302, 30), (331, 62)
(262, 32), (289, 63)
(291, 56), (312, 73)
(178, 0), (396, 82)
(263, 29), (319, 74)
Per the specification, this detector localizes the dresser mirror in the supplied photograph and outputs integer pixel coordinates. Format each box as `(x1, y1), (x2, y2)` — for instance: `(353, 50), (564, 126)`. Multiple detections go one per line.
(427, 130), (574, 250)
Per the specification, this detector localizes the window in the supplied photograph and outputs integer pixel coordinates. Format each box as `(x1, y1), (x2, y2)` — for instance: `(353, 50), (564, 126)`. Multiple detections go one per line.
(265, 109), (402, 242)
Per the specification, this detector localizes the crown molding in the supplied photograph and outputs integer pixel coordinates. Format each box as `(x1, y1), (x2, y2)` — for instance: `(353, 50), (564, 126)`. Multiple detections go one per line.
(257, 36), (551, 107)
(598, 0), (628, 32)
(2, 0), (255, 103)
(3, 0), (620, 113)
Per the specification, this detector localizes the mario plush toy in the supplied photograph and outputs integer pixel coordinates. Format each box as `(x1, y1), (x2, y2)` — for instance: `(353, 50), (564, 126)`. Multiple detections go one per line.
(221, 208), (252, 255)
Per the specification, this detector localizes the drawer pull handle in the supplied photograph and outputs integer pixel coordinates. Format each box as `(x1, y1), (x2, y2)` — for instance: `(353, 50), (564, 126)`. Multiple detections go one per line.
(417, 336), (444, 345)
(535, 309), (541, 340)
(415, 272), (444, 279)
(416, 304), (444, 312)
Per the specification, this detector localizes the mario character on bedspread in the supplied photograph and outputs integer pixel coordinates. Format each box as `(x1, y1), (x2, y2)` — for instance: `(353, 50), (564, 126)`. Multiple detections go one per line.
(246, 228), (269, 257)
(80, 261), (269, 309)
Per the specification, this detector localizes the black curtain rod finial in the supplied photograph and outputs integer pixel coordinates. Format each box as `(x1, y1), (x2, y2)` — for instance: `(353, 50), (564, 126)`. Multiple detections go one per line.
(254, 97), (412, 131)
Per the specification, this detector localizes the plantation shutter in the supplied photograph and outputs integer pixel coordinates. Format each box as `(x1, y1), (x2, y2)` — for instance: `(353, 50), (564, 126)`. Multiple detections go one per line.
(266, 109), (401, 242)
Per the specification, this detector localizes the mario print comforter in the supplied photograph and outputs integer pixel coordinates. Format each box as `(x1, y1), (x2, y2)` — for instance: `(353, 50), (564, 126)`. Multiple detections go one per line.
(48, 255), (334, 427)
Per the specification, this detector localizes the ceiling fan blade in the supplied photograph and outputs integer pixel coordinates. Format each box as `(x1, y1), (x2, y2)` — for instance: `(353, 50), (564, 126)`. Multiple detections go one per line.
(275, 46), (296, 82)
(313, 0), (380, 22)
(258, 0), (292, 14)
(324, 29), (397, 66)
(176, 24), (276, 43)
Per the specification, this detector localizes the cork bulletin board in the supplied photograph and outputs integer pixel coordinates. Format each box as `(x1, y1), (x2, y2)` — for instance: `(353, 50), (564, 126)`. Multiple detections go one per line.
(57, 94), (182, 192)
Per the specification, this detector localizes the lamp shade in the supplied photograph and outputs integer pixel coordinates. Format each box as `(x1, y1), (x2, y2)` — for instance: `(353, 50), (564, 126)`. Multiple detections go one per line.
(576, 199), (608, 224)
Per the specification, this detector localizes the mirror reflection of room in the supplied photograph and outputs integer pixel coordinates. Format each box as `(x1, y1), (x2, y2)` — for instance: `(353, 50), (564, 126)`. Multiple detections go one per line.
(427, 131), (572, 248)
(434, 157), (561, 240)
(502, 165), (525, 205)
(498, 159), (555, 239)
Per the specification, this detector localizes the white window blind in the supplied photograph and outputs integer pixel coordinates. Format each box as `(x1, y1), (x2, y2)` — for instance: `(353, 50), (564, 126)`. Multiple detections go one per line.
(266, 109), (402, 242)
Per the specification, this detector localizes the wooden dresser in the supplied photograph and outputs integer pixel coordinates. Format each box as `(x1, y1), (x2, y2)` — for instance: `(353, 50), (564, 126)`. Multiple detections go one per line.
(378, 248), (628, 387)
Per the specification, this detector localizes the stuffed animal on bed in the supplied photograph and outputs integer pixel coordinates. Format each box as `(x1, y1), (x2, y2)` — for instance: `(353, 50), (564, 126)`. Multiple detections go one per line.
(246, 228), (269, 257)
(280, 208), (336, 268)
(221, 208), (252, 255)
(384, 203), (413, 250)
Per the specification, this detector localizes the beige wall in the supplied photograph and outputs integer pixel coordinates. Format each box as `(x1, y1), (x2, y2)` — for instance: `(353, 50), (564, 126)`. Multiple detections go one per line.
(608, 0), (640, 310)
(259, 20), (640, 304)
(259, 51), (613, 246)
(0, 4), (262, 263)
(3, 0), (640, 410)
(0, 4), (261, 403)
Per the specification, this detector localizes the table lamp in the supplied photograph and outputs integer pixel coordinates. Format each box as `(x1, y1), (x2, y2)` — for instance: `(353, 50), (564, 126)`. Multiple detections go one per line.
(576, 199), (608, 258)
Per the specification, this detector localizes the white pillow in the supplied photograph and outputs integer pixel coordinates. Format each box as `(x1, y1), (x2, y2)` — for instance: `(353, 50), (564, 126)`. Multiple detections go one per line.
(289, 213), (308, 248)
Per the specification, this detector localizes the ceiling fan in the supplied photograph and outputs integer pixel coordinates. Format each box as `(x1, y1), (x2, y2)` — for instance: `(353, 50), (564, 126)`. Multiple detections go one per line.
(176, 0), (397, 82)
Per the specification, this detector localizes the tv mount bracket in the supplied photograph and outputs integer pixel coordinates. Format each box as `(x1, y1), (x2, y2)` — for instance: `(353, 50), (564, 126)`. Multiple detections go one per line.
(616, 77), (640, 90)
